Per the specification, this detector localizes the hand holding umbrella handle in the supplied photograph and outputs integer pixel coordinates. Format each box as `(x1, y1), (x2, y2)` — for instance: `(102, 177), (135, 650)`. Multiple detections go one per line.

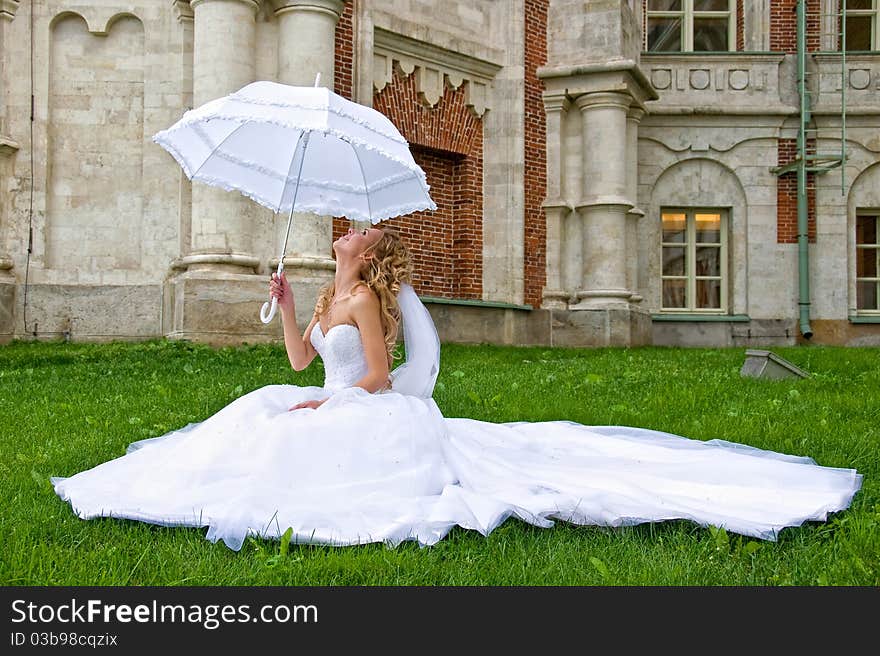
(260, 261), (285, 324)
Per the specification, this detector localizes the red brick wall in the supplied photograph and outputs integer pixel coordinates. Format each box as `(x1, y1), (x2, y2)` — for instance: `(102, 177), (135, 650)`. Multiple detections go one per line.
(372, 70), (484, 299)
(524, 0), (548, 309)
(777, 138), (816, 244)
(770, 0), (821, 52)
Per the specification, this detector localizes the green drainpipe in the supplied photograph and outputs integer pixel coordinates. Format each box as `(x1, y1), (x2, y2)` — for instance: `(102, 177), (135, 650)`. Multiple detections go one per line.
(796, 0), (812, 338)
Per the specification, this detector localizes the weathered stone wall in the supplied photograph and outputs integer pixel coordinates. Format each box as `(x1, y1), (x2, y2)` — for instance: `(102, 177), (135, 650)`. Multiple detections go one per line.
(640, 0), (880, 346)
(4, 1), (189, 340)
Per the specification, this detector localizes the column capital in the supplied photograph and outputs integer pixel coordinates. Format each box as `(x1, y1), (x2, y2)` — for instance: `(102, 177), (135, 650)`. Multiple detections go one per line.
(627, 106), (645, 122)
(173, 0), (194, 22)
(542, 93), (571, 113)
(190, 0), (262, 13)
(573, 91), (632, 112)
(270, 0), (345, 18)
(0, 0), (20, 22)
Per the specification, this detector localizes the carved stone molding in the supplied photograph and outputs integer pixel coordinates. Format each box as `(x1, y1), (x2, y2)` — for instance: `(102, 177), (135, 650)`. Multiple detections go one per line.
(173, 0), (193, 22)
(0, 0), (19, 22)
(269, 0), (345, 18)
(190, 0), (261, 12)
(0, 135), (19, 156)
(372, 27), (501, 118)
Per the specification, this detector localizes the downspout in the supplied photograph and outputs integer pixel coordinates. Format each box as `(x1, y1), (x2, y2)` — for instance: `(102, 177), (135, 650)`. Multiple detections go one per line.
(796, 0), (813, 338)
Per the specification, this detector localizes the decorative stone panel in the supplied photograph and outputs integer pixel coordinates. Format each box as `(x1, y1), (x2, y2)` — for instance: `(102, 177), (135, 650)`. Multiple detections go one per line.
(372, 26), (501, 118)
(811, 55), (880, 115)
(642, 54), (791, 114)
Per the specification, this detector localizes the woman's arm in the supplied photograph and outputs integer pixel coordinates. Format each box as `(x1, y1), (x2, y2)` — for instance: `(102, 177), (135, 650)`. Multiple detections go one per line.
(348, 287), (391, 393)
(270, 272), (318, 372)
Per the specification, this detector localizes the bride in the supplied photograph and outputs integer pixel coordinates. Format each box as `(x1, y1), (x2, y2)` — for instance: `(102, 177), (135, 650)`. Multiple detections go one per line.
(53, 227), (863, 551)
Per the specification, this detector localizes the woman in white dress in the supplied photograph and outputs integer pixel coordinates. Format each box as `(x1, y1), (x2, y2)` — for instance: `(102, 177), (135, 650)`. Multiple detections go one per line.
(52, 227), (863, 551)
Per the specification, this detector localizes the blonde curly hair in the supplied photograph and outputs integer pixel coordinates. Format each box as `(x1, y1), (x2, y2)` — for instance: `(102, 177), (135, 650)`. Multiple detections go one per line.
(314, 227), (413, 367)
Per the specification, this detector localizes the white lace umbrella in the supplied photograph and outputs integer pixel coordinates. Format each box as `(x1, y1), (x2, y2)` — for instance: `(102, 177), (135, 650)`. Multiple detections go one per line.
(152, 76), (436, 323)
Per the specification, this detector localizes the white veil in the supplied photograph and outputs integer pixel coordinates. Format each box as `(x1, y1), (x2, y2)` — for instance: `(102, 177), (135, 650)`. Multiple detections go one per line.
(389, 283), (440, 398)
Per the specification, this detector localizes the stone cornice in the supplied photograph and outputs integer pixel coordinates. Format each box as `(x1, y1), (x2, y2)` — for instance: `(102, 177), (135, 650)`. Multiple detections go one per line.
(0, 0), (20, 21)
(538, 59), (659, 102)
(373, 27), (502, 117)
(640, 52), (786, 65)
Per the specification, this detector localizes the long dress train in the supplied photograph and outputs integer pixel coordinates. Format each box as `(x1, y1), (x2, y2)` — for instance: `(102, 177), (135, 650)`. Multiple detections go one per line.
(52, 321), (863, 551)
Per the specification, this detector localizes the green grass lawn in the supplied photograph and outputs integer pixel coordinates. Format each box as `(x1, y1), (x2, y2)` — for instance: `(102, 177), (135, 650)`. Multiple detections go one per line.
(1, 339), (877, 585)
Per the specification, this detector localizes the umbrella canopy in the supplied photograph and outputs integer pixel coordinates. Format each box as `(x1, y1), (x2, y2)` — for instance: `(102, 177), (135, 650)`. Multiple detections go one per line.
(152, 80), (436, 223)
(153, 79), (436, 323)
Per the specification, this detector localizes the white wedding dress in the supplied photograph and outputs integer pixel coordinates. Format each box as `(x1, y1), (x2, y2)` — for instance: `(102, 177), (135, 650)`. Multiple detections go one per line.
(53, 295), (863, 551)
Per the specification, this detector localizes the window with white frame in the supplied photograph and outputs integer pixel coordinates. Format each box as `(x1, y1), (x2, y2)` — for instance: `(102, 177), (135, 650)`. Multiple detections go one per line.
(661, 209), (728, 312)
(844, 0), (880, 51)
(856, 213), (879, 312)
(645, 0), (736, 52)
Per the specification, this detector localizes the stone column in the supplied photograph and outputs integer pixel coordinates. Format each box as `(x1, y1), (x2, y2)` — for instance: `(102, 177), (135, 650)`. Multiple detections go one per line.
(181, 0), (260, 274)
(0, 1), (20, 342)
(269, 0), (344, 326)
(572, 91), (632, 309)
(541, 93), (571, 310)
(625, 106), (644, 303)
(536, 0), (656, 346)
(165, 0), (267, 345)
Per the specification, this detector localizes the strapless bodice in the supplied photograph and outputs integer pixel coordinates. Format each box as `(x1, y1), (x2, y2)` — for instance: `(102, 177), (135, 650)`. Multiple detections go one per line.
(309, 322), (369, 392)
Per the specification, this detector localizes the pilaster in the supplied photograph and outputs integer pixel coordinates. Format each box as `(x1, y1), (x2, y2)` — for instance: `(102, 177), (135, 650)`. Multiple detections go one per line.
(267, 0), (346, 327)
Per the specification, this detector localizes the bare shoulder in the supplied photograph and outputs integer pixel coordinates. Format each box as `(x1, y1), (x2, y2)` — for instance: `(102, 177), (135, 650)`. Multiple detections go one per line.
(349, 282), (379, 305)
(348, 283), (380, 318)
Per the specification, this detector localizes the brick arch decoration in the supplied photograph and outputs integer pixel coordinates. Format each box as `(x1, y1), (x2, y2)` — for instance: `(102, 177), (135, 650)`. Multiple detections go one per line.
(369, 70), (484, 300)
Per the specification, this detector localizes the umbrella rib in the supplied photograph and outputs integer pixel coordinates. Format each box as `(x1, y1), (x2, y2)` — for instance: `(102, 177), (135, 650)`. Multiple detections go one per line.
(279, 131), (312, 260)
(277, 130), (306, 213)
(190, 121), (250, 180)
(347, 140), (373, 223)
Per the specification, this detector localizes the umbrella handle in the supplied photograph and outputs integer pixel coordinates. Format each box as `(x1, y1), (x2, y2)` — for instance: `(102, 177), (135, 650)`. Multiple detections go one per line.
(260, 261), (285, 324)
(260, 298), (277, 324)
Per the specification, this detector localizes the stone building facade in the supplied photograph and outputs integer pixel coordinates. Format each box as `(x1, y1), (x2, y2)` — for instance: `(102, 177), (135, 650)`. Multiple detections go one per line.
(1, 0), (878, 347)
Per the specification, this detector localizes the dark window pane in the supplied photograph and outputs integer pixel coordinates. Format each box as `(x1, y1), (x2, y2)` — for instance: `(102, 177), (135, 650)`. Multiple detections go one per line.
(694, 0), (729, 10)
(844, 16), (873, 50)
(662, 212), (686, 242)
(856, 281), (878, 310)
(857, 247), (878, 278)
(693, 18), (729, 51)
(696, 246), (720, 276)
(647, 18), (683, 51)
(648, 0), (682, 10)
(663, 279), (687, 308)
(696, 279), (722, 309)
(663, 246), (686, 276)
(695, 213), (721, 242)
(856, 215), (877, 245)
(846, 0), (873, 11)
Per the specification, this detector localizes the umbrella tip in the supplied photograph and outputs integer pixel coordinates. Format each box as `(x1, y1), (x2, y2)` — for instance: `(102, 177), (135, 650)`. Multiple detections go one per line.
(314, 73), (321, 87)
